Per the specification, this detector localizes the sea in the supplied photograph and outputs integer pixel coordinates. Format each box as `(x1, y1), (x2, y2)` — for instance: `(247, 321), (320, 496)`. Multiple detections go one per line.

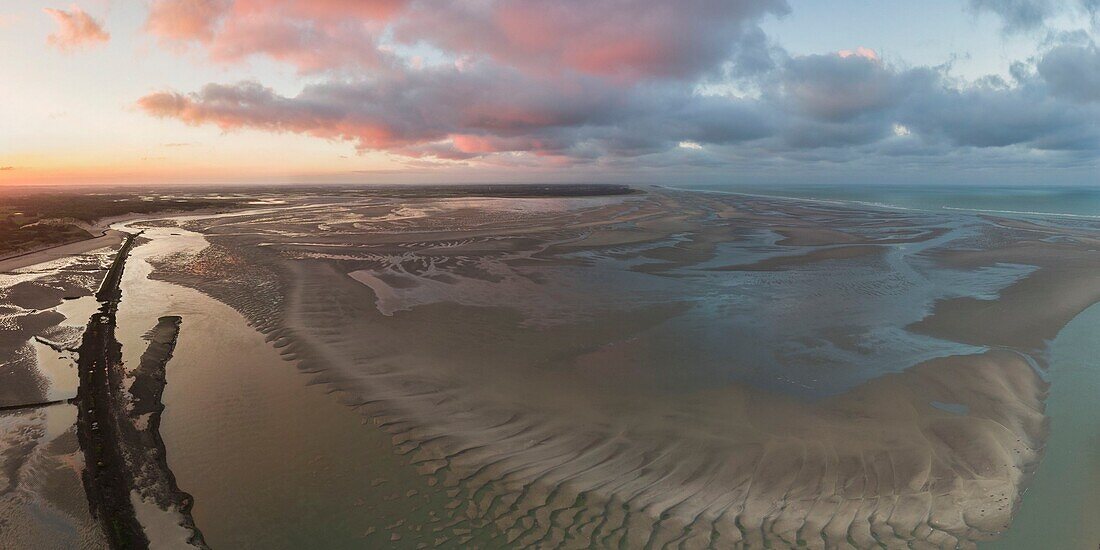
(678, 182), (1100, 220)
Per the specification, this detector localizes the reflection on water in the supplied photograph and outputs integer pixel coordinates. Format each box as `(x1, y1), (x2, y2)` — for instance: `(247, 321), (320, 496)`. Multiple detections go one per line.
(33, 295), (107, 402)
(31, 339), (78, 401)
(0, 403), (99, 548)
(114, 224), (469, 547)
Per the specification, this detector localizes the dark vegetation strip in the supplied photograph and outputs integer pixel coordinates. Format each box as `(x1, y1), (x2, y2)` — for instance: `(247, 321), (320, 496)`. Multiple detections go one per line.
(0, 192), (247, 258)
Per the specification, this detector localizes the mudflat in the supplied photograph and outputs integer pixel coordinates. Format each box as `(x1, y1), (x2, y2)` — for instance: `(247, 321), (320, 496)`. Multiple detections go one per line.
(3, 185), (1097, 548)
(122, 186), (1090, 548)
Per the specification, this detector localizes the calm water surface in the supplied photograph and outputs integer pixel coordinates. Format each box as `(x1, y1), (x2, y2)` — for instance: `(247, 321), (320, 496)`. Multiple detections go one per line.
(985, 302), (1100, 550)
(681, 183), (1100, 219)
(114, 223), (460, 547)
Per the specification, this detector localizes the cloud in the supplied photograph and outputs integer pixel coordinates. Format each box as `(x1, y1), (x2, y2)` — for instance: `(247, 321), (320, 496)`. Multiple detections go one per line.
(970, 0), (1055, 32)
(766, 50), (1100, 153)
(135, 1), (1100, 171)
(0, 166), (15, 171)
(969, 0), (1098, 32)
(144, 0), (788, 78)
(135, 0), (793, 161)
(137, 66), (775, 161)
(778, 50), (919, 122)
(145, 0), (228, 43)
(838, 46), (879, 61)
(1037, 42), (1100, 102)
(394, 0), (790, 81)
(44, 6), (109, 51)
(138, 47), (1100, 165)
(145, 0), (407, 72)
(902, 79), (1100, 150)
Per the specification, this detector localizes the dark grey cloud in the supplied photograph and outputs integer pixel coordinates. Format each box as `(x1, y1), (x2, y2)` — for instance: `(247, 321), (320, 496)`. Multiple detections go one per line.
(777, 53), (927, 122)
(726, 25), (780, 77)
(760, 47), (1100, 155)
(1037, 43), (1100, 102)
(903, 81), (1100, 150)
(139, 46), (1100, 166)
(139, 64), (776, 161)
(779, 119), (894, 150)
(136, 0), (1100, 175)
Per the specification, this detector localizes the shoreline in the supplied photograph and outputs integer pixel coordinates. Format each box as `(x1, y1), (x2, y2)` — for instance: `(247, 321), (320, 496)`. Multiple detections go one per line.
(3, 185), (637, 274)
(0, 212), (147, 270)
(5, 186), (1096, 547)
(662, 183), (1100, 223)
(138, 187), (1067, 547)
(0, 208), (248, 273)
(73, 231), (147, 548)
(0, 230), (125, 273)
(121, 315), (208, 549)
(66, 229), (206, 549)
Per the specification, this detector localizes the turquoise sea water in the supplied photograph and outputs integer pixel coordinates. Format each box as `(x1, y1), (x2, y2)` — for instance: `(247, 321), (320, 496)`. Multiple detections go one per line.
(678, 183), (1100, 220)
(988, 302), (1100, 549)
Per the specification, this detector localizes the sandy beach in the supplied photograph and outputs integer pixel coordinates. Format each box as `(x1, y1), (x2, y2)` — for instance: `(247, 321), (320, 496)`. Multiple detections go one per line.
(0, 231), (125, 274)
(2, 186), (1097, 548)
(119, 186), (1092, 548)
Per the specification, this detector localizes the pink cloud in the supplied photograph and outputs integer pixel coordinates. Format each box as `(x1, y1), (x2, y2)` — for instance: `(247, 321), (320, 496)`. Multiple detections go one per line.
(44, 6), (109, 51)
(145, 0), (228, 43)
(838, 46), (879, 61)
(397, 0), (788, 80)
(145, 0), (407, 72)
(137, 81), (422, 149)
(449, 134), (568, 157)
(132, 2), (1100, 168)
(136, 69), (771, 163)
(143, 0), (787, 79)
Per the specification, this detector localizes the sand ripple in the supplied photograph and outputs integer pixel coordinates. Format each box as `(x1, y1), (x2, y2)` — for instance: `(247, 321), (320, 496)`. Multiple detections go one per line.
(144, 188), (1080, 548)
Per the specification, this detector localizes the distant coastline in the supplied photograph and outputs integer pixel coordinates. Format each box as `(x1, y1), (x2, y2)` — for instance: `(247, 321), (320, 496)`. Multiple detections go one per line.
(0, 184), (638, 273)
(674, 182), (1100, 220)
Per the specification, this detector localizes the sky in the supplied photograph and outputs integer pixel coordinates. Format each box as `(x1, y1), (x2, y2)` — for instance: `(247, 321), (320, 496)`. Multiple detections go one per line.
(1, 0), (1099, 186)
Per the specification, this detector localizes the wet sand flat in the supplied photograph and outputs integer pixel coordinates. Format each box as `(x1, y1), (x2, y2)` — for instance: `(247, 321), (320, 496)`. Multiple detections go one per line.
(2, 185), (1097, 548)
(130, 187), (1100, 548)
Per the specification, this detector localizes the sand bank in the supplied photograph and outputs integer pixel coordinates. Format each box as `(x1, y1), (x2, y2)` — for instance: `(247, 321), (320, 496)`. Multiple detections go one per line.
(132, 188), (1096, 547)
(0, 230), (124, 274)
